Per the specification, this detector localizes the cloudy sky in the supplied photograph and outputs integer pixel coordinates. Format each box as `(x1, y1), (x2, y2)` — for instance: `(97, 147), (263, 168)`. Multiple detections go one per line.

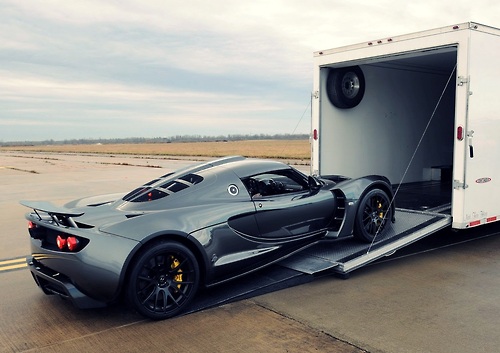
(0, 0), (498, 142)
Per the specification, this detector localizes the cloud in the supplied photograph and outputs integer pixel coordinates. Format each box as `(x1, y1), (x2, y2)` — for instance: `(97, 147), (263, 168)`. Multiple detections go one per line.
(0, 0), (498, 141)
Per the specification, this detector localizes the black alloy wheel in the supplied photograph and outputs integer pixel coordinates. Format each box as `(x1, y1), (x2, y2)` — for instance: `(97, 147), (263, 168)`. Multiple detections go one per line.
(127, 241), (199, 320)
(354, 188), (392, 242)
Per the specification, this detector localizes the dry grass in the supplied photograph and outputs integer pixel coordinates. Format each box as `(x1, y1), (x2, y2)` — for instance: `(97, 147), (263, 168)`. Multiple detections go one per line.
(2, 140), (311, 160)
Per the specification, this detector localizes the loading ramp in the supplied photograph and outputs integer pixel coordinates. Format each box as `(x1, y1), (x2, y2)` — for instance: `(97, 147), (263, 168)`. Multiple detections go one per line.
(279, 208), (452, 275)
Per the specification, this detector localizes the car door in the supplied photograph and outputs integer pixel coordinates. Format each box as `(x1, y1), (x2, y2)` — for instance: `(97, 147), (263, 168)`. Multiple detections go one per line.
(251, 172), (336, 240)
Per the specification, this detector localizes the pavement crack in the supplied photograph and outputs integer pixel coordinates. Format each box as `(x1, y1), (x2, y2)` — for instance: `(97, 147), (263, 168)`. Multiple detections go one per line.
(251, 300), (371, 353)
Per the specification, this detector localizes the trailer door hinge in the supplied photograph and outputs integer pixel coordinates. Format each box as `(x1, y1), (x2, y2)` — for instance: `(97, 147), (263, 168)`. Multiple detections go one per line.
(453, 180), (468, 189)
(457, 76), (468, 86)
(312, 90), (319, 99)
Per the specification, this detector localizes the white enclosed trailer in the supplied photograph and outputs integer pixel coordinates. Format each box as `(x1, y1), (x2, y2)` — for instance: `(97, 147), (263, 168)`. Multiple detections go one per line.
(282, 22), (500, 275)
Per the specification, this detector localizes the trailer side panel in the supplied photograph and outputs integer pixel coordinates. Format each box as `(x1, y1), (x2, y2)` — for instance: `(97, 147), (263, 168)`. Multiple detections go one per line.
(453, 29), (500, 228)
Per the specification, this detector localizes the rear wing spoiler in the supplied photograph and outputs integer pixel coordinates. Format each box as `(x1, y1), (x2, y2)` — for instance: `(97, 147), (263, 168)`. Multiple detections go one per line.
(20, 200), (84, 228)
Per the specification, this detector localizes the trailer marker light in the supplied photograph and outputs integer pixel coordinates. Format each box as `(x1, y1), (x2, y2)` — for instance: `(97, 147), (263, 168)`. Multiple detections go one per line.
(457, 126), (464, 141)
(453, 25), (460, 30)
(469, 220), (481, 227)
(313, 129), (318, 140)
(56, 235), (67, 250)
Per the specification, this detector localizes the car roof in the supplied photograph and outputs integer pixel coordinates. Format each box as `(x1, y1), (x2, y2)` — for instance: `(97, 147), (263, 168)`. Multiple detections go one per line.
(210, 157), (294, 178)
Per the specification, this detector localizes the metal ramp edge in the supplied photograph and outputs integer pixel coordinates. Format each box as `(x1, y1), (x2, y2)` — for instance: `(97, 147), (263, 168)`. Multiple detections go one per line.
(278, 208), (452, 275)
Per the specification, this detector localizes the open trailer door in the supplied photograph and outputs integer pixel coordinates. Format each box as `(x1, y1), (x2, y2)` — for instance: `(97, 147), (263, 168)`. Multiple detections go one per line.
(452, 27), (500, 229)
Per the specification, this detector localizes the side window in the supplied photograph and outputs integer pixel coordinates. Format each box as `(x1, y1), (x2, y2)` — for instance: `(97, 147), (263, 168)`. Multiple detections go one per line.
(243, 171), (307, 198)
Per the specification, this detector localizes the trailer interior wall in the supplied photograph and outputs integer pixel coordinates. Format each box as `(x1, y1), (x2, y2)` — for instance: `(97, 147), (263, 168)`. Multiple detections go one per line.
(319, 48), (457, 184)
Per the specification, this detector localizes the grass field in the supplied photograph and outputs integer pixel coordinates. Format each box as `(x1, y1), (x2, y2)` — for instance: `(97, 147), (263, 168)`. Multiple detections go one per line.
(2, 140), (311, 160)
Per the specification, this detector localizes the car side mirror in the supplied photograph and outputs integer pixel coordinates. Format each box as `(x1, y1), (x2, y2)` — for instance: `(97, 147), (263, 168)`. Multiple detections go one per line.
(308, 175), (321, 192)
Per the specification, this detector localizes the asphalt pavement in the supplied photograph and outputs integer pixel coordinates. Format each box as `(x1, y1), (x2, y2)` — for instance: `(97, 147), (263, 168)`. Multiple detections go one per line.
(1, 150), (500, 353)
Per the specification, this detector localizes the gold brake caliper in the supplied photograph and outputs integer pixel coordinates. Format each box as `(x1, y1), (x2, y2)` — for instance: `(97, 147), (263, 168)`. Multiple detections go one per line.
(170, 256), (183, 289)
(377, 201), (384, 220)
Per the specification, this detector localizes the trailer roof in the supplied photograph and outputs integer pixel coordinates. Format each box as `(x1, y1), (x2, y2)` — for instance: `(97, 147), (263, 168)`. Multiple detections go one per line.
(314, 22), (500, 57)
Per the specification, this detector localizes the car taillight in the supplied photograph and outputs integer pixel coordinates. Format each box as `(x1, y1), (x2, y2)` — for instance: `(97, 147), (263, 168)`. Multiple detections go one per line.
(28, 221), (37, 229)
(56, 235), (67, 250)
(56, 235), (80, 251)
(67, 237), (79, 251)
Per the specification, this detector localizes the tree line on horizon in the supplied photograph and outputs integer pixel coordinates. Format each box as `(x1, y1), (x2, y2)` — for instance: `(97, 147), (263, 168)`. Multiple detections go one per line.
(1, 133), (310, 147)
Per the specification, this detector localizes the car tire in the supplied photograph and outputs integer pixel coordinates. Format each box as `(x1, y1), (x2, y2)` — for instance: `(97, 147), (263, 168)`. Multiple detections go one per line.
(127, 241), (199, 320)
(326, 66), (365, 109)
(354, 188), (392, 242)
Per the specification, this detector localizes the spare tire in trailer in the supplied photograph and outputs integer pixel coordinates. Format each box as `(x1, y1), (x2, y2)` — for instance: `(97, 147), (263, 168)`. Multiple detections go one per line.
(326, 66), (365, 109)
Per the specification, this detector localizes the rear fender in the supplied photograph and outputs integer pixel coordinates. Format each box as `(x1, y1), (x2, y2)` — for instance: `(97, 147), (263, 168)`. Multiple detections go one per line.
(64, 193), (124, 208)
(118, 231), (210, 295)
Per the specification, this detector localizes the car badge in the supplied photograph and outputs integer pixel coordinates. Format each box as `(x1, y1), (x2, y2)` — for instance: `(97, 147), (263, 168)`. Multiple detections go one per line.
(227, 184), (239, 196)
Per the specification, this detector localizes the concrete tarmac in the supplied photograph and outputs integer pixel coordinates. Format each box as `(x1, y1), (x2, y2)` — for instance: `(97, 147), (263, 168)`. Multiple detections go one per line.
(1, 151), (499, 353)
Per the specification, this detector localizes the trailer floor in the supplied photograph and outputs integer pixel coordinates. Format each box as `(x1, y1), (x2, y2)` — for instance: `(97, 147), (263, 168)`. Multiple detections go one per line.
(394, 180), (452, 212)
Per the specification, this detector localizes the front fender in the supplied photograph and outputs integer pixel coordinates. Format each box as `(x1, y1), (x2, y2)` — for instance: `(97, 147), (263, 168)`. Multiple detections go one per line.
(330, 175), (395, 237)
(334, 175), (392, 201)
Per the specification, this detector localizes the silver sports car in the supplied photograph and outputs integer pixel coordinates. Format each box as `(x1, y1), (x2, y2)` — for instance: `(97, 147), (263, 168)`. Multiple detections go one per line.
(21, 156), (394, 319)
